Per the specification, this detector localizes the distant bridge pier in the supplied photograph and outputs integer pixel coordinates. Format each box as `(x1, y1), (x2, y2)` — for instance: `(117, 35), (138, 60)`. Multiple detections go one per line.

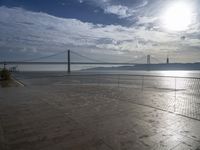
(3, 61), (7, 69)
(167, 57), (169, 64)
(147, 55), (151, 64)
(67, 50), (71, 73)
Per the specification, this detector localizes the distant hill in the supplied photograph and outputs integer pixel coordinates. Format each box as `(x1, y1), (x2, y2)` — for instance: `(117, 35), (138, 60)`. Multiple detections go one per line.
(86, 63), (200, 71)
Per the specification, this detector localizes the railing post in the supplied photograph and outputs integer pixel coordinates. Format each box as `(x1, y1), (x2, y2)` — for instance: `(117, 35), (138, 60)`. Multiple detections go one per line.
(67, 50), (71, 73)
(141, 76), (144, 91)
(174, 77), (177, 112)
(117, 75), (120, 88)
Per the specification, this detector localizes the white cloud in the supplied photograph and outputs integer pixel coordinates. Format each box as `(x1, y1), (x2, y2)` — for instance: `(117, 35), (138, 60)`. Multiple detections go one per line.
(136, 1), (148, 8)
(137, 16), (158, 24)
(82, 0), (148, 19)
(0, 6), (200, 62)
(104, 5), (135, 18)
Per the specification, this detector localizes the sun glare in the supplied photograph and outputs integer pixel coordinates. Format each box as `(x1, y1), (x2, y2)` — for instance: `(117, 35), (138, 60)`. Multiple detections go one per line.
(162, 1), (193, 31)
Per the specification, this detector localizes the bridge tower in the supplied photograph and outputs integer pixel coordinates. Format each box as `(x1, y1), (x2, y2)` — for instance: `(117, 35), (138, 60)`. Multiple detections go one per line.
(147, 55), (151, 64)
(166, 57), (169, 64)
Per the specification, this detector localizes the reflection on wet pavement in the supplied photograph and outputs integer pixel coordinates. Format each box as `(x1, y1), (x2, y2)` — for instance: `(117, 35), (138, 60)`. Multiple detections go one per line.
(0, 72), (200, 150)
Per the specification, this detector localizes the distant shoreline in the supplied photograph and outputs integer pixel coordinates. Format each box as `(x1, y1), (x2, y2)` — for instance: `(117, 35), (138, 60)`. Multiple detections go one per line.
(85, 63), (200, 71)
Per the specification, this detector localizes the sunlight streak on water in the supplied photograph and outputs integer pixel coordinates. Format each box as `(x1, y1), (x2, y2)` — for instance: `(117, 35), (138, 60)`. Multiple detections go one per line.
(159, 71), (191, 90)
(159, 71), (190, 77)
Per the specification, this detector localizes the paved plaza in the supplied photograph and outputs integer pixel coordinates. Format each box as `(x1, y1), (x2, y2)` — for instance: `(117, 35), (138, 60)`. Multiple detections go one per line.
(0, 72), (200, 150)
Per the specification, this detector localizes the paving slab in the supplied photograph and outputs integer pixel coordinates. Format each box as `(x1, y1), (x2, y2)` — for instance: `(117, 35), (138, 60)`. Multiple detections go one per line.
(0, 73), (200, 150)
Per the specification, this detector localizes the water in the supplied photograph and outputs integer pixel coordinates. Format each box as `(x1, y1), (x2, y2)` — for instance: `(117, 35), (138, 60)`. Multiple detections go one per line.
(1, 64), (124, 72)
(1, 64), (200, 78)
(81, 70), (200, 78)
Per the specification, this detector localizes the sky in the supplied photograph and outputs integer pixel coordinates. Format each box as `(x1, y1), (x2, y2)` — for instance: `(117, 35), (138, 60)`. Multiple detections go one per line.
(0, 0), (200, 63)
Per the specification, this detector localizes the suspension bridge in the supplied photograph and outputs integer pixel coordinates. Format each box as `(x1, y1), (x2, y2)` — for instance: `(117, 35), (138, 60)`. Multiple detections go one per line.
(0, 50), (163, 72)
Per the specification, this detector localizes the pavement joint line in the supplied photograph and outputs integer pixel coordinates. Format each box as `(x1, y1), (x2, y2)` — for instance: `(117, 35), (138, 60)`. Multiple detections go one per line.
(0, 118), (9, 150)
(126, 99), (200, 122)
(44, 94), (188, 142)
(10, 76), (200, 122)
(11, 76), (25, 87)
(100, 139), (114, 150)
(39, 99), (114, 150)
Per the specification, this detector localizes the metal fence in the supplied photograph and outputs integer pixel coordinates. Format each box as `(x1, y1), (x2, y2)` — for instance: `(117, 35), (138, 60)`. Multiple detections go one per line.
(64, 74), (200, 92)
(63, 74), (200, 120)
(13, 72), (200, 120)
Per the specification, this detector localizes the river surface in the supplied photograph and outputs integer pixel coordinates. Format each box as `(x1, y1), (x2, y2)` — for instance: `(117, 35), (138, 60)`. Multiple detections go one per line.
(1, 64), (200, 78)
(80, 70), (200, 78)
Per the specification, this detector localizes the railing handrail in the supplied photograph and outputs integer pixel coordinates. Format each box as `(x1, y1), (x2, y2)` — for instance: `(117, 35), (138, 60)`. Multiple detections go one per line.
(64, 73), (200, 80)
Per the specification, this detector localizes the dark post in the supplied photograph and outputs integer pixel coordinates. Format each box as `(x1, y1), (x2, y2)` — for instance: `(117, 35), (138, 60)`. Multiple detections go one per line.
(3, 61), (6, 69)
(167, 57), (169, 64)
(147, 55), (151, 64)
(67, 50), (71, 73)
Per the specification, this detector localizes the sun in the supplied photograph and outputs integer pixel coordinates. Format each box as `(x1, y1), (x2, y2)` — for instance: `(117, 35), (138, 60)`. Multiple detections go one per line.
(161, 1), (193, 31)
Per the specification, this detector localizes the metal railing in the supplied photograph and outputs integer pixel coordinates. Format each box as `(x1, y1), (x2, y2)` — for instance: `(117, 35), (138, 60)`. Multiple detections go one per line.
(13, 72), (200, 120)
(64, 74), (200, 120)
(64, 74), (200, 91)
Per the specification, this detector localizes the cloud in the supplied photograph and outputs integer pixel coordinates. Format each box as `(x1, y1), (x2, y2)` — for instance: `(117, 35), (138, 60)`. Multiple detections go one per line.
(104, 5), (134, 18)
(136, 1), (148, 8)
(82, 0), (148, 19)
(0, 6), (200, 62)
(136, 16), (158, 25)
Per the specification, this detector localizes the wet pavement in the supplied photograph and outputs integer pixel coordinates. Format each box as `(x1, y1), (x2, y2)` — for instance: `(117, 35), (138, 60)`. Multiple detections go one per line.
(0, 72), (200, 150)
